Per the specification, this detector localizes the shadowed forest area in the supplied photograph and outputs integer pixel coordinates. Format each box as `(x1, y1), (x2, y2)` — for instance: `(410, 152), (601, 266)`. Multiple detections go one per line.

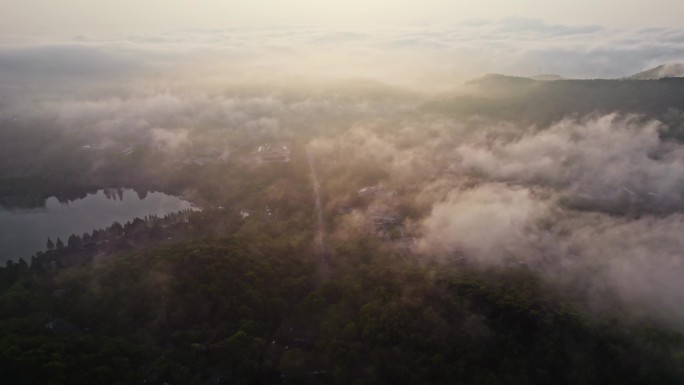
(6, 4), (684, 379)
(3, 73), (684, 384)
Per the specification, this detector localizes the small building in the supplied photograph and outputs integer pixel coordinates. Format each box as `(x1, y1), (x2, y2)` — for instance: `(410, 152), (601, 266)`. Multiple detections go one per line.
(358, 184), (385, 197)
(257, 144), (290, 162)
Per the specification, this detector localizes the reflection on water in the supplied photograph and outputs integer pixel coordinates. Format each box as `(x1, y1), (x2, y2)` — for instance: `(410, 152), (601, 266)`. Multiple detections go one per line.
(0, 189), (196, 265)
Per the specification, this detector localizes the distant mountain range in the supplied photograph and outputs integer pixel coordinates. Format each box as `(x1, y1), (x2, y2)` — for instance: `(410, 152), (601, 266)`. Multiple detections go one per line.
(469, 63), (684, 83)
(432, 65), (684, 138)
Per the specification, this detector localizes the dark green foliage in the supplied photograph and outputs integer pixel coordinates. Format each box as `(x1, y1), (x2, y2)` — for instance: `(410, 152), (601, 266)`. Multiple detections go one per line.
(0, 235), (316, 384)
(428, 77), (684, 134)
(304, 261), (684, 385)
(1, 230), (684, 384)
(2, 101), (684, 384)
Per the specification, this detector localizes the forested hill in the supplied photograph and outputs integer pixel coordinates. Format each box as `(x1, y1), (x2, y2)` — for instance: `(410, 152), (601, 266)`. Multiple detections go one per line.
(1, 226), (684, 384)
(3, 66), (684, 384)
(429, 75), (684, 136)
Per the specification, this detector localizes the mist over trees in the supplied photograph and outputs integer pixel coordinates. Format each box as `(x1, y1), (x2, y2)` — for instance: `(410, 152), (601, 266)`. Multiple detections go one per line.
(3, 24), (684, 384)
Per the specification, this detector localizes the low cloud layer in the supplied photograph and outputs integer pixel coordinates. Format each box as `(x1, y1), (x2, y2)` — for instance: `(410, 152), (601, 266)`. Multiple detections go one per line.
(309, 111), (684, 327)
(411, 116), (684, 325)
(417, 184), (551, 264)
(455, 115), (684, 213)
(4, 20), (684, 328)
(3, 19), (684, 92)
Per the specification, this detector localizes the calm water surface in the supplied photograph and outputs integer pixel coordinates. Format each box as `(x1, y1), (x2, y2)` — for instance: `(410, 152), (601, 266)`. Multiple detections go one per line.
(0, 189), (196, 265)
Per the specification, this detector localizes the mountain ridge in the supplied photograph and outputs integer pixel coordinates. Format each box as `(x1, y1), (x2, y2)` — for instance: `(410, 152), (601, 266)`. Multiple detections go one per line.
(625, 63), (684, 80)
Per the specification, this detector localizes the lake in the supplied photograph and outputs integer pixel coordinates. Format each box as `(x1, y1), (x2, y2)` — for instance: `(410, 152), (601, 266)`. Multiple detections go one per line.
(0, 189), (197, 265)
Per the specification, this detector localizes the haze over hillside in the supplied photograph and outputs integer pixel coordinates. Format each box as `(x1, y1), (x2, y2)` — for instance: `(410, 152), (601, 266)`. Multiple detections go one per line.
(626, 63), (684, 79)
(4, 2), (684, 384)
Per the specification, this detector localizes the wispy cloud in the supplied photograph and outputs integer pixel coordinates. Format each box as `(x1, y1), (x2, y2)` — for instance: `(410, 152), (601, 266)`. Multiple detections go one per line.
(2, 19), (684, 89)
(5, 19), (684, 328)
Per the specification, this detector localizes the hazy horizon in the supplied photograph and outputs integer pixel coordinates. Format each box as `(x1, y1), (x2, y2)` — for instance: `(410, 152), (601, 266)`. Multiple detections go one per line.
(1, 21), (684, 93)
(1, 1), (684, 85)
(4, 2), (684, 383)
(3, 0), (684, 33)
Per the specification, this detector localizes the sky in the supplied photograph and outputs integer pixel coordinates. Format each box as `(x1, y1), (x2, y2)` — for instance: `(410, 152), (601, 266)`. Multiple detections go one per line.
(2, 0), (684, 33)
(2, 1), (684, 85)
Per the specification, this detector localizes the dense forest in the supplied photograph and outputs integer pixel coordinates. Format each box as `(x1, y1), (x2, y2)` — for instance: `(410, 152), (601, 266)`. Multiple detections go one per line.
(4, 75), (684, 384)
(3, 227), (684, 384)
(428, 76), (684, 138)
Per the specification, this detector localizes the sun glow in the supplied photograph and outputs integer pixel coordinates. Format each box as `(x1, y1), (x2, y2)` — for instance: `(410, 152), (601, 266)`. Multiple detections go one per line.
(2, 0), (684, 34)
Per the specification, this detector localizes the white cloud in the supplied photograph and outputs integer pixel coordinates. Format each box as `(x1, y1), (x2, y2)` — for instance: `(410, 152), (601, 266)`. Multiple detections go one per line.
(3, 20), (684, 90)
